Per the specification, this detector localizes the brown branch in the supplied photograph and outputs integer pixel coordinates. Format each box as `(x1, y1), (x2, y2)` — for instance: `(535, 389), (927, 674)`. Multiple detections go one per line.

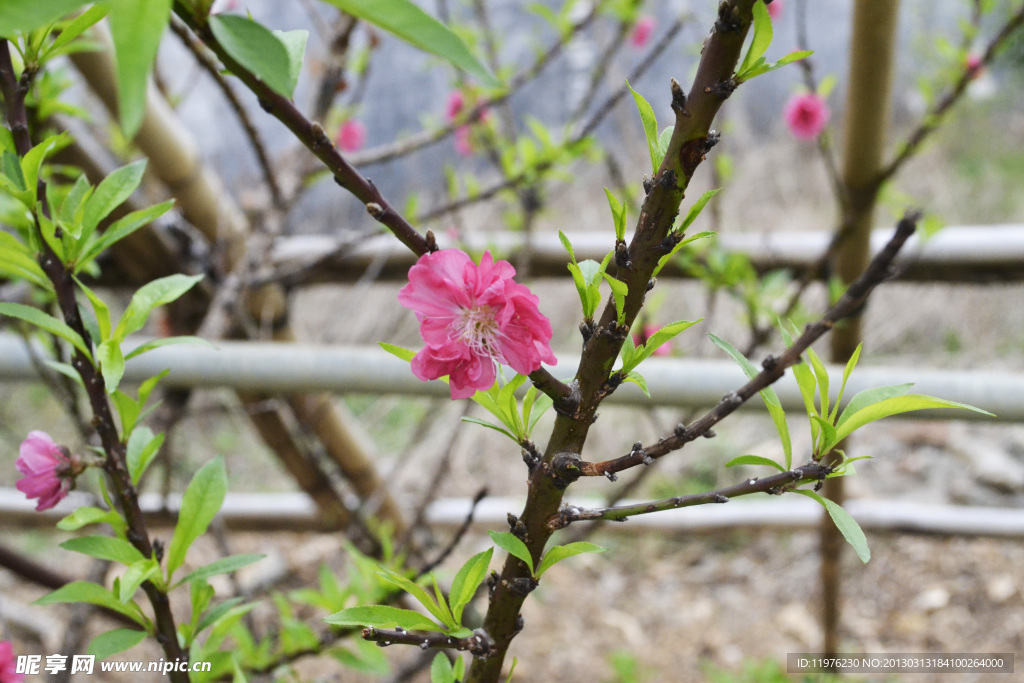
(0, 41), (187, 680)
(416, 487), (488, 579)
(362, 626), (497, 658)
(548, 462), (832, 529)
(577, 211), (919, 478)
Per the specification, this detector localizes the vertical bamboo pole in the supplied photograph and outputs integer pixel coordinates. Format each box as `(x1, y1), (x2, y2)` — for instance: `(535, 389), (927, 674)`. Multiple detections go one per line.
(823, 0), (901, 659)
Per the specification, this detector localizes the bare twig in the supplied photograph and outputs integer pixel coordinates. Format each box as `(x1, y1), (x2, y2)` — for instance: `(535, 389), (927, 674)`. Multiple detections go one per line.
(362, 626), (496, 658)
(416, 487), (488, 579)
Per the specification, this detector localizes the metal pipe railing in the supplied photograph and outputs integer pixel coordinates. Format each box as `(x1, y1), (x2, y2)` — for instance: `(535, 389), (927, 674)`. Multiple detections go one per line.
(0, 334), (1016, 421)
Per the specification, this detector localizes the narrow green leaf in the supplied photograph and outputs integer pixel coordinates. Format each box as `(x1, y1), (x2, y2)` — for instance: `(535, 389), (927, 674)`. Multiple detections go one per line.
(107, 0), (172, 137)
(113, 273), (204, 340)
(61, 535), (145, 565)
(124, 335), (216, 361)
(74, 277), (111, 341)
(96, 339), (126, 394)
(603, 188), (626, 241)
(449, 547), (493, 624)
(488, 531), (533, 574)
(56, 506), (124, 532)
(0, 0), (88, 34)
(558, 230), (577, 263)
(678, 189), (721, 233)
(166, 456), (228, 580)
(431, 574), (456, 628)
(738, 0), (772, 77)
(794, 490), (870, 563)
(724, 454), (786, 472)
(118, 558), (160, 601)
(324, 605), (443, 632)
(832, 394), (993, 447)
(624, 370), (649, 397)
(656, 126), (674, 170)
(44, 4), (109, 59)
(87, 628), (147, 660)
(0, 302), (91, 359)
(626, 80), (659, 173)
(76, 200), (174, 269)
(321, 0), (499, 87)
(625, 319), (701, 371)
(210, 15), (297, 98)
(831, 343), (862, 422)
(805, 347), (830, 419)
(710, 333), (792, 469)
(2, 150), (27, 192)
(601, 273), (628, 323)
(379, 342), (416, 363)
(536, 541), (606, 578)
(652, 231), (715, 277)
(126, 426), (164, 487)
(21, 134), (65, 207)
(80, 160), (146, 241)
(835, 384), (913, 430)
(35, 581), (146, 625)
(460, 416), (519, 443)
(375, 567), (448, 626)
(195, 597), (245, 636)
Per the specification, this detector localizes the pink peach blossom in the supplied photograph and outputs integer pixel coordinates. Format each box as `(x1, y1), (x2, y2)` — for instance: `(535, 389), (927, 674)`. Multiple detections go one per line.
(630, 16), (655, 48)
(398, 249), (557, 399)
(15, 431), (73, 511)
(336, 120), (366, 153)
(783, 92), (830, 140)
(454, 125), (474, 156)
(0, 641), (24, 683)
(446, 90), (466, 121)
(966, 53), (984, 79)
(767, 0), (783, 21)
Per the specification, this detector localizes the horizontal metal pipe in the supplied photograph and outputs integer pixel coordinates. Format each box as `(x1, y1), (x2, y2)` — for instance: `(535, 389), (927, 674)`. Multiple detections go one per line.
(0, 335), (1015, 421)
(6, 490), (1024, 539)
(271, 225), (1024, 284)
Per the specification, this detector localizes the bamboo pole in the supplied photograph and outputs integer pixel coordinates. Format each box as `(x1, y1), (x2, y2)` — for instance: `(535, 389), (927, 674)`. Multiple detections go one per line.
(824, 0), (902, 660)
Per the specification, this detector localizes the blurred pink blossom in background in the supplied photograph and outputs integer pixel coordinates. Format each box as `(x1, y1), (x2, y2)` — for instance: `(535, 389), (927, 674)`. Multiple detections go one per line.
(783, 92), (830, 140)
(398, 249), (556, 399)
(767, 0), (783, 21)
(966, 53), (984, 78)
(0, 641), (25, 683)
(336, 120), (366, 153)
(446, 90), (466, 121)
(630, 16), (655, 48)
(15, 431), (73, 511)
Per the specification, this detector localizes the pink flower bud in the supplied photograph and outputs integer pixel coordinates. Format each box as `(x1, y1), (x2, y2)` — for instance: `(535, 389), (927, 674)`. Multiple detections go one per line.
(966, 53), (984, 79)
(1, 641), (25, 683)
(398, 249), (557, 399)
(15, 431), (79, 511)
(767, 0), (783, 21)
(783, 92), (830, 141)
(454, 125), (474, 156)
(630, 16), (656, 48)
(446, 90), (466, 121)
(336, 120), (366, 153)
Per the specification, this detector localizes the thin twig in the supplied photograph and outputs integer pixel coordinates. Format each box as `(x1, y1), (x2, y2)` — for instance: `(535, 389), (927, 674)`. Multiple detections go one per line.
(362, 626), (496, 657)
(417, 488), (488, 579)
(577, 212), (919, 478)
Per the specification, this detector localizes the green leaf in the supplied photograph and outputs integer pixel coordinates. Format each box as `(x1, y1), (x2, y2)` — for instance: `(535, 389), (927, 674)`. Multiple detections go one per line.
(737, 0), (772, 78)
(794, 490), (870, 563)
(601, 273), (628, 324)
(379, 342), (416, 363)
(449, 547), (493, 624)
(57, 506), (125, 533)
(124, 335), (216, 361)
(830, 343), (862, 422)
(652, 230), (715, 278)
(710, 333), (792, 468)
(624, 370), (649, 397)
(113, 273), (204, 340)
(805, 347), (830, 419)
(603, 188), (627, 241)
(431, 652), (456, 683)
(107, 0), (172, 138)
(622, 319), (701, 372)
(61, 535), (145, 565)
(460, 416), (519, 443)
(2, 150), (27, 192)
(273, 29), (309, 93)
(0, 0), (88, 34)
(87, 628), (147, 660)
(76, 200), (174, 270)
(375, 566), (452, 628)
(831, 394), (993, 448)
(79, 160), (146, 242)
(74, 277), (111, 341)
(488, 531), (533, 575)
(0, 233), (48, 288)
(20, 134), (65, 207)
(0, 302), (91, 359)
(175, 554), (265, 589)
(656, 126), (674, 170)
(210, 15), (298, 98)
(195, 597), (246, 636)
(626, 80), (659, 173)
(724, 454), (786, 472)
(321, 0), (499, 88)
(678, 189), (721, 234)
(35, 581), (146, 625)
(166, 456), (228, 580)
(327, 639), (391, 676)
(558, 230), (577, 264)
(835, 384), (913, 430)
(118, 558), (160, 601)
(324, 605), (443, 632)
(96, 339), (126, 394)
(126, 426), (164, 487)
(43, 4), (109, 59)
(536, 541), (606, 578)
